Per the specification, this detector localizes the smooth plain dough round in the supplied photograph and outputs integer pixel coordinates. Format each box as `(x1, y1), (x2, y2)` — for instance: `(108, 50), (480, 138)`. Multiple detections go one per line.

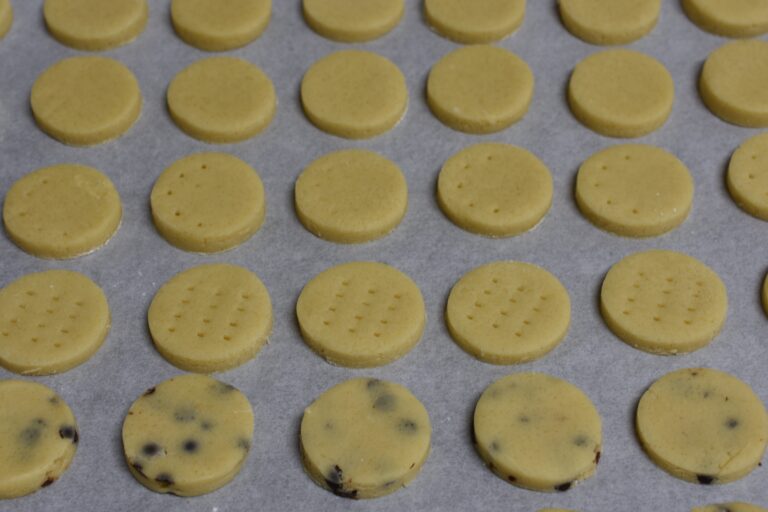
(0, 270), (110, 375)
(150, 153), (266, 253)
(43, 0), (147, 50)
(171, 0), (271, 51)
(424, 0), (525, 43)
(446, 262), (571, 364)
(300, 378), (431, 499)
(700, 40), (768, 128)
(427, 45), (534, 134)
(568, 49), (674, 138)
(31, 56), (142, 146)
(558, 0), (661, 45)
(693, 504), (768, 512)
(575, 144), (694, 237)
(637, 368), (768, 485)
(682, 0), (768, 38)
(0, 0), (12, 39)
(0, 380), (78, 499)
(601, 250), (727, 355)
(474, 373), (602, 492)
(148, 264), (272, 373)
(728, 132), (768, 220)
(303, 0), (404, 42)
(122, 374), (254, 496)
(295, 149), (408, 243)
(296, 262), (425, 367)
(301, 50), (407, 139)
(437, 143), (552, 237)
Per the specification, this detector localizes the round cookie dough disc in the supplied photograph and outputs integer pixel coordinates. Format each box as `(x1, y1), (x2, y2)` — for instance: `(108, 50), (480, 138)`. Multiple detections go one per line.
(682, 0), (768, 38)
(0, 0), (12, 39)
(171, 0), (271, 51)
(296, 262), (425, 367)
(43, 0), (147, 50)
(424, 0), (525, 44)
(568, 49), (674, 138)
(637, 368), (768, 485)
(575, 144), (694, 237)
(427, 45), (534, 134)
(31, 56), (142, 146)
(446, 262), (570, 364)
(303, 0), (404, 42)
(700, 40), (768, 128)
(0, 381), (78, 499)
(558, 0), (660, 45)
(295, 149), (408, 243)
(0, 270), (110, 375)
(437, 143), (552, 237)
(3, 164), (122, 259)
(167, 57), (276, 143)
(122, 374), (254, 496)
(150, 153), (266, 253)
(148, 264), (273, 372)
(300, 378), (431, 499)
(301, 50), (407, 139)
(727, 133), (768, 220)
(474, 373), (602, 491)
(600, 250), (727, 354)
(693, 504), (768, 512)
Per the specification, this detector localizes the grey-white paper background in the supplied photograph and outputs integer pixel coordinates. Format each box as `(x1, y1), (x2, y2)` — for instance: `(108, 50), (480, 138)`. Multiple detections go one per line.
(0, 1), (767, 511)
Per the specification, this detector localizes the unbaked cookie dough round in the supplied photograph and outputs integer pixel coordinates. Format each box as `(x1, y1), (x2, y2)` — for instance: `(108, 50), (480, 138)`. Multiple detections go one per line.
(693, 504), (768, 512)
(171, 0), (271, 51)
(601, 250), (727, 355)
(303, 0), (403, 42)
(122, 374), (254, 496)
(31, 56), (142, 146)
(637, 368), (768, 485)
(682, 0), (768, 38)
(575, 144), (694, 237)
(558, 0), (661, 45)
(301, 50), (407, 139)
(300, 377), (431, 499)
(0, 0), (12, 39)
(700, 40), (768, 128)
(296, 262), (425, 367)
(427, 45), (534, 134)
(43, 0), (147, 50)
(0, 380), (78, 499)
(150, 152), (266, 253)
(568, 49), (674, 138)
(0, 270), (110, 375)
(295, 149), (408, 243)
(474, 373), (602, 492)
(437, 143), (552, 237)
(424, 0), (525, 44)
(728, 132), (768, 220)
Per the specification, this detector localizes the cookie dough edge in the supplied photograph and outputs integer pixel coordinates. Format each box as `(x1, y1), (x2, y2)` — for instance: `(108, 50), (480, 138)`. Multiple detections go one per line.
(44, 0), (149, 51)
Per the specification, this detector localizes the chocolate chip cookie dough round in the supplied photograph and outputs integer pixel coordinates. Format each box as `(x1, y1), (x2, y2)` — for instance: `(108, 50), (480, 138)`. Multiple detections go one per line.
(558, 0), (661, 45)
(682, 0), (768, 38)
(171, 0), (271, 51)
(303, 0), (403, 42)
(300, 378), (431, 499)
(728, 133), (768, 221)
(693, 504), (768, 512)
(44, 0), (147, 50)
(424, 0), (525, 44)
(0, 0), (12, 39)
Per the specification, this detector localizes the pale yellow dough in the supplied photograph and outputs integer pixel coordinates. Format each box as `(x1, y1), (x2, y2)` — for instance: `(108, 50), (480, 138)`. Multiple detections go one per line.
(171, 0), (271, 51)
(0, 270), (110, 375)
(693, 504), (768, 512)
(0, 0), (12, 39)
(303, 0), (403, 42)
(558, 0), (661, 45)
(427, 45), (534, 134)
(424, 0), (525, 43)
(300, 378), (431, 499)
(31, 56), (142, 146)
(437, 143), (552, 237)
(682, 0), (768, 38)
(568, 49), (674, 138)
(301, 50), (407, 139)
(601, 250), (727, 354)
(637, 368), (768, 485)
(728, 133), (768, 220)
(296, 262), (425, 367)
(44, 0), (147, 50)
(575, 144), (694, 237)
(150, 153), (266, 253)
(446, 261), (571, 364)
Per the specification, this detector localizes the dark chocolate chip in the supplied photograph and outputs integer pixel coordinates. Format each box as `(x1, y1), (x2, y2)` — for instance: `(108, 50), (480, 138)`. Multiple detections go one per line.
(142, 387), (156, 396)
(703, 391), (711, 398)
(324, 465), (359, 499)
(20, 426), (42, 445)
(324, 421), (334, 430)
(237, 438), (251, 450)
(594, 450), (601, 465)
(48, 396), (60, 405)
(518, 415), (530, 424)
(142, 442), (161, 457)
(507, 475), (517, 483)
(555, 482), (572, 492)
(574, 435), (588, 447)
(366, 379), (383, 390)
(398, 419), (418, 433)
(696, 474), (715, 485)
(200, 420), (213, 431)
(59, 425), (75, 440)
(373, 394), (396, 411)
(490, 441), (501, 452)
(174, 408), (196, 422)
(182, 439), (199, 453)
(691, 371), (699, 377)
(131, 462), (145, 477)
(725, 418), (739, 429)
(72, 429), (79, 444)
(41, 477), (55, 488)
(155, 473), (174, 487)
(34, 418), (46, 426)
(488, 462), (496, 471)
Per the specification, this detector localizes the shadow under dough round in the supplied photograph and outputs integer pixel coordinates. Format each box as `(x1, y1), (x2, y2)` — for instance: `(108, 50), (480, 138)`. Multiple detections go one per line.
(0, 0), (12, 39)
(171, 0), (270, 51)
(43, 0), (147, 50)
(303, 0), (403, 42)
(727, 132), (768, 221)
(558, 0), (661, 45)
(682, 0), (768, 38)
(424, 0), (525, 44)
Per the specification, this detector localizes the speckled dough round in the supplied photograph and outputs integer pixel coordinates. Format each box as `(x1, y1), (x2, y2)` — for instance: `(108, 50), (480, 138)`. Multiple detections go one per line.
(44, 0), (147, 50)
(300, 378), (431, 499)
(474, 373), (602, 492)
(424, 0), (525, 43)
(728, 133), (768, 220)
(171, 0), (270, 51)
(682, 0), (768, 37)
(0, 0), (12, 39)
(693, 504), (768, 512)
(558, 0), (661, 45)
(303, 0), (403, 42)
(637, 368), (768, 485)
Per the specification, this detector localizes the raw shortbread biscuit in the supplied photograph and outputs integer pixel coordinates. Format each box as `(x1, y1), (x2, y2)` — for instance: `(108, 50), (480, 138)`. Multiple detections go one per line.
(558, 0), (661, 45)
(0, 381), (78, 499)
(575, 144), (694, 237)
(693, 504), (768, 512)
(296, 262), (425, 367)
(300, 378), (431, 499)
(148, 264), (272, 372)
(0, 0), (12, 39)
(295, 149), (408, 243)
(424, 0), (525, 44)
(446, 261), (570, 364)
(0, 270), (110, 375)
(31, 56), (142, 146)
(427, 45), (534, 134)
(301, 50), (407, 139)
(437, 143), (552, 237)
(682, 0), (768, 38)
(568, 49), (674, 138)
(303, 0), (403, 42)
(474, 373), (602, 492)
(122, 374), (254, 496)
(600, 250), (727, 354)
(171, 0), (270, 51)
(43, 0), (147, 50)
(150, 153), (266, 253)
(728, 133), (768, 221)
(637, 368), (768, 485)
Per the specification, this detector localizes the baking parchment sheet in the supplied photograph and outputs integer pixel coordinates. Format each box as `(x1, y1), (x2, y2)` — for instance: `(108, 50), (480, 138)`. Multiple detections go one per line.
(0, 1), (767, 511)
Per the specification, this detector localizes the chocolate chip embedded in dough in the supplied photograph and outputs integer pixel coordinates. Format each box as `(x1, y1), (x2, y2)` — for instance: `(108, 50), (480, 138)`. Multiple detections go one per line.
(143, 387), (156, 396)
(398, 419), (418, 434)
(237, 438), (251, 451)
(373, 394), (397, 411)
(174, 407), (196, 422)
(131, 462), (146, 477)
(490, 440), (501, 452)
(155, 473), (174, 487)
(324, 465), (359, 499)
(555, 481), (572, 492)
(41, 477), (55, 488)
(58, 425), (77, 443)
(142, 442), (161, 457)
(367, 378), (384, 390)
(182, 439), (199, 453)
(725, 418), (740, 429)
(697, 474), (715, 485)
(574, 435), (588, 447)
